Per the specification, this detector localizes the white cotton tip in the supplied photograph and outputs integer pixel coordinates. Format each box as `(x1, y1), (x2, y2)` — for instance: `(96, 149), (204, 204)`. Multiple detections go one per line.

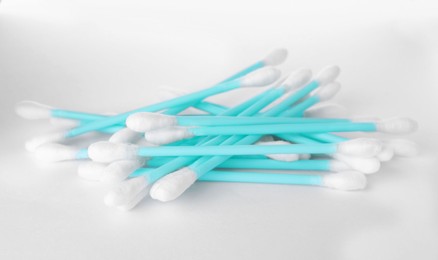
(262, 48), (288, 66)
(299, 154), (311, 160)
(150, 167), (197, 202)
(385, 139), (419, 157)
(257, 140), (299, 162)
(239, 67), (281, 87)
(313, 82), (341, 101)
(104, 177), (149, 207)
(322, 171), (367, 190)
(15, 100), (52, 120)
(116, 187), (149, 211)
(49, 118), (80, 128)
(376, 144), (394, 162)
(25, 132), (66, 152)
(126, 112), (177, 132)
(145, 127), (193, 145)
(282, 69), (313, 91)
(304, 103), (348, 118)
(376, 117), (418, 134)
(88, 141), (140, 163)
(329, 160), (352, 172)
(333, 154), (381, 174)
(315, 65), (341, 85)
(109, 128), (143, 144)
(101, 159), (146, 184)
(77, 161), (107, 181)
(34, 143), (79, 162)
(337, 138), (383, 157)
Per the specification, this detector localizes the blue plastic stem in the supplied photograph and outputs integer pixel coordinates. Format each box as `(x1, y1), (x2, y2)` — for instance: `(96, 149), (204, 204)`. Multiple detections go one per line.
(189, 122), (376, 136)
(176, 116), (350, 126)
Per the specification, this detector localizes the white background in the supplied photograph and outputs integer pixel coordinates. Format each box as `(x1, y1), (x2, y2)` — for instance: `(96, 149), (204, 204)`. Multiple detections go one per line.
(1, 0), (437, 259)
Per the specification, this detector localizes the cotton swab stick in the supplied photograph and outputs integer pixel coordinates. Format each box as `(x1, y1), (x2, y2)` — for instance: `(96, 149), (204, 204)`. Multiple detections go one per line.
(209, 117), (417, 136)
(142, 118), (416, 145)
(105, 169), (366, 209)
(149, 169), (366, 190)
(17, 100), (224, 128)
(42, 103), (224, 131)
(77, 157), (351, 184)
(198, 170), (366, 190)
(126, 114), (349, 132)
(94, 171), (366, 211)
(78, 157), (351, 179)
(148, 157), (350, 171)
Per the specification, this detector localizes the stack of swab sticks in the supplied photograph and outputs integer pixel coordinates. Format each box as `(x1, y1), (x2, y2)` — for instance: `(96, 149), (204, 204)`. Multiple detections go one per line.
(16, 49), (419, 211)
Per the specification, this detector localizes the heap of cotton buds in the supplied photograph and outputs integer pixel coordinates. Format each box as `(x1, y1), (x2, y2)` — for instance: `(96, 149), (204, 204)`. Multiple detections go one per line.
(16, 49), (419, 211)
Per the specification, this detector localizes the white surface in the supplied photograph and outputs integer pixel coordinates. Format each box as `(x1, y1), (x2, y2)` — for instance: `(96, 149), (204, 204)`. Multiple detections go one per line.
(1, 0), (438, 259)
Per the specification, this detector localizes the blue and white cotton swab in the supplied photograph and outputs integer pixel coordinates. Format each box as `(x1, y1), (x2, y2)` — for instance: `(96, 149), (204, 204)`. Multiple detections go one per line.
(77, 158), (351, 184)
(141, 118), (416, 145)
